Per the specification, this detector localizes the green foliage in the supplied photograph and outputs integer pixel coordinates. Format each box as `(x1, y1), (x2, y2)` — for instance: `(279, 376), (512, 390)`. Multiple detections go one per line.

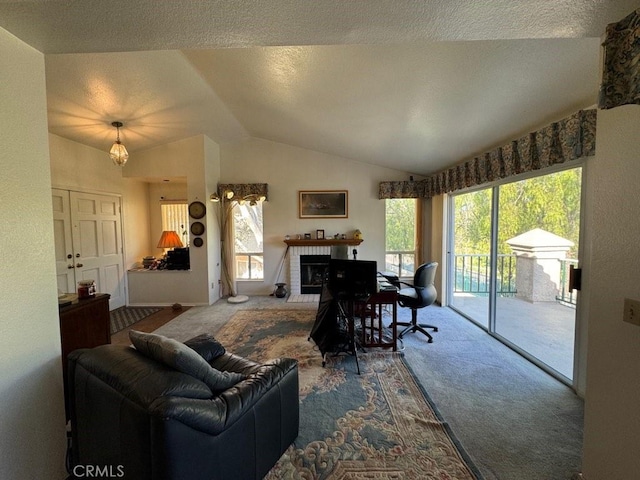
(385, 199), (416, 251)
(454, 168), (581, 257)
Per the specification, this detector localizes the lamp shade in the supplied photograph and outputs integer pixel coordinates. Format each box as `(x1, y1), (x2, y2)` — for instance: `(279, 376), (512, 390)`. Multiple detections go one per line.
(157, 230), (183, 249)
(109, 121), (129, 166)
(110, 141), (129, 166)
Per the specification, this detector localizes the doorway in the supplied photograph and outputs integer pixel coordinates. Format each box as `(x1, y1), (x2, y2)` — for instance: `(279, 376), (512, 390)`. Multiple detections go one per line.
(447, 167), (582, 382)
(52, 189), (126, 310)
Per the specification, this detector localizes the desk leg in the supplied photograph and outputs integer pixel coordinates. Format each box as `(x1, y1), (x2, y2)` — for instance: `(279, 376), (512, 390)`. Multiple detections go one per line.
(392, 300), (397, 351)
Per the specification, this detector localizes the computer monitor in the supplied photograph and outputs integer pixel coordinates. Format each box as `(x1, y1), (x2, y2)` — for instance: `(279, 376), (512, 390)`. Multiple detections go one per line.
(328, 259), (378, 300)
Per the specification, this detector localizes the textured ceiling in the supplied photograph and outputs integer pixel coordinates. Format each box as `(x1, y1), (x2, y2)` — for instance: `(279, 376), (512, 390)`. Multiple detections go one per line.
(2, 1), (637, 175)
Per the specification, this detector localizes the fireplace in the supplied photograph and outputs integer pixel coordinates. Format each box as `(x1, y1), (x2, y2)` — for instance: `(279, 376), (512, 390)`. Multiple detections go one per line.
(285, 240), (362, 296)
(300, 255), (330, 294)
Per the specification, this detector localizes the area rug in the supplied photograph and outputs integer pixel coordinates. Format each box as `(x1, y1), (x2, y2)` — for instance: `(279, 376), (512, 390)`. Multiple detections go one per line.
(109, 306), (161, 334)
(215, 309), (483, 479)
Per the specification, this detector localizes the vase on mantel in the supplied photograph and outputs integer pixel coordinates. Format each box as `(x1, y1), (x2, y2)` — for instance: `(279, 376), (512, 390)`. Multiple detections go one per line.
(274, 283), (288, 298)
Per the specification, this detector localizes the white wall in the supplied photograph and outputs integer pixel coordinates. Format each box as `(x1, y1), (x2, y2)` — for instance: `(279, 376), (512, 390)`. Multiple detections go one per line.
(220, 137), (413, 295)
(582, 104), (640, 479)
(49, 133), (123, 195)
(0, 29), (67, 479)
(125, 135), (220, 305)
(49, 134), (151, 271)
(203, 136), (222, 305)
(122, 178), (152, 269)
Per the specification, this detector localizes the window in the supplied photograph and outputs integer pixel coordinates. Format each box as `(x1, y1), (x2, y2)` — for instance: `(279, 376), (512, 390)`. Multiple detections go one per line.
(234, 202), (264, 280)
(160, 201), (189, 246)
(385, 198), (418, 278)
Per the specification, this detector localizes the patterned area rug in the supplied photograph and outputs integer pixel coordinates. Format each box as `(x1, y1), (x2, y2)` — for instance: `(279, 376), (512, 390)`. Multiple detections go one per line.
(109, 306), (161, 334)
(215, 309), (483, 479)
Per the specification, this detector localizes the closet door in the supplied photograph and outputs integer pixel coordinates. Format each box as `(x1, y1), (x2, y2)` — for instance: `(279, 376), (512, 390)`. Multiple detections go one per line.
(52, 189), (126, 310)
(52, 189), (76, 294)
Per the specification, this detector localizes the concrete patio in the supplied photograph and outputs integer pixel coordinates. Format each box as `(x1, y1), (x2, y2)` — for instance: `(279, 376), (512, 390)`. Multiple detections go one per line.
(450, 293), (576, 379)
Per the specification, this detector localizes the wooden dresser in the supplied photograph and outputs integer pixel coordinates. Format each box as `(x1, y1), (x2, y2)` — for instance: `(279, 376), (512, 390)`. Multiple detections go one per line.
(59, 293), (111, 416)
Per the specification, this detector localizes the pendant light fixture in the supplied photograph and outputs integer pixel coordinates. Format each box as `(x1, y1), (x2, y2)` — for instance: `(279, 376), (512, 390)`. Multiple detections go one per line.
(109, 121), (129, 166)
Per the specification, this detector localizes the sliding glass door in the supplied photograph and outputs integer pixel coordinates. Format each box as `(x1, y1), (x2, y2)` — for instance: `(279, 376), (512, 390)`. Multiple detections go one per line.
(449, 189), (493, 329)
(448, 167), (581, 382)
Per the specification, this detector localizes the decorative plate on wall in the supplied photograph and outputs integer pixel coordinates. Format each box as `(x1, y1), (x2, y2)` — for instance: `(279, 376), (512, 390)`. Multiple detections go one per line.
(188, 201), (206, 219)
(190, 221), (205, 236)
(192, 237), (204, 247)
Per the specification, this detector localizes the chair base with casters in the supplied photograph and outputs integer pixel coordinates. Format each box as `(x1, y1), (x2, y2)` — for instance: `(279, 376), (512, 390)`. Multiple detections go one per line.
(394, 308), (438, 342)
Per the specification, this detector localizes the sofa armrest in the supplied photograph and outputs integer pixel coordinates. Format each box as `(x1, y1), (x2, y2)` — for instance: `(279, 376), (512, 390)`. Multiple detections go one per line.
(149, 358), (298, 435)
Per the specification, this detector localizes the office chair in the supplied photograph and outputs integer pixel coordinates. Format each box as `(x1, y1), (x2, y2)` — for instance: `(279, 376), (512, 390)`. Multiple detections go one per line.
(393, 262), (439, 342)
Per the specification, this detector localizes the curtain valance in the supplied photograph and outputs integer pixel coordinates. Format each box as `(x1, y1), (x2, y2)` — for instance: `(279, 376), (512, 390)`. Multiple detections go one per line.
(599, 8), (640, 109)
(379, 109), (596, 200)
(217, 183), (269, 201)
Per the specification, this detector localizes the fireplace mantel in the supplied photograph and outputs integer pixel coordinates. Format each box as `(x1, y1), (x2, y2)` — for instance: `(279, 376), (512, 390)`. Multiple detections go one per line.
(284, 239), (363, 247)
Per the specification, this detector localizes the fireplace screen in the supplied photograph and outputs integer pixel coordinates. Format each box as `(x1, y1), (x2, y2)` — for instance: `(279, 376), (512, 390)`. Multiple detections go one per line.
(300, 255), (330, 294)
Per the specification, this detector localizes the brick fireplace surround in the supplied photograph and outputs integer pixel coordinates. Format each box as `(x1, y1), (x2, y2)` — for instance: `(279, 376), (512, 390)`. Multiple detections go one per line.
(284, 239), (363, 295)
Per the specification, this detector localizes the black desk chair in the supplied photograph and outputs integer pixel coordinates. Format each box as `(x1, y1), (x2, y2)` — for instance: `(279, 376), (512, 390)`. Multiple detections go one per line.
(393, 262), (439, 342)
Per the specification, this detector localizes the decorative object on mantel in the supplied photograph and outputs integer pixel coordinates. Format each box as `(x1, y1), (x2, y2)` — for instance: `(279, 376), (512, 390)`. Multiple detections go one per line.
(299, 190), (348, 218)
(354, 229), (362, 240)
(109, 121), (129, 167)
(379, 109), (596, 199)
(599, 8), (640, 110)
(284, 238), (363, 247)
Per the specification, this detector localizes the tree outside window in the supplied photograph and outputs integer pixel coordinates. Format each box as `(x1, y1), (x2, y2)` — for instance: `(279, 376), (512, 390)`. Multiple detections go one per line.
(234, 203), (264, 279)
(385, 199), (416, 277)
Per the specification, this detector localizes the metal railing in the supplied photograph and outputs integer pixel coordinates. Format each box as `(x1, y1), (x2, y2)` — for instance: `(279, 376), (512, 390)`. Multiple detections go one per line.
(384, 251), (415, 278)
(556, 258), (578, 306)
(453, 253), (517, 295)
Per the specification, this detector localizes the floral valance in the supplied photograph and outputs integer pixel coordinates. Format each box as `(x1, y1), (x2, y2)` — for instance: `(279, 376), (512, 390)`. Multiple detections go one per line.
(379, 109), (596, 199)
(217, 183), (269, 201)
(599, 8), (640, 109)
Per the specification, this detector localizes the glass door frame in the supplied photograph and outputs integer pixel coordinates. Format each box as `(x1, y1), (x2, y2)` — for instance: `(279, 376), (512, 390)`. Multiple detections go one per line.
(445, 162), (586, 388)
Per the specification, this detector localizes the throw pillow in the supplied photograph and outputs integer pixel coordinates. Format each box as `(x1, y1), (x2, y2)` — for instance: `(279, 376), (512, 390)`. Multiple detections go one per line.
(129, 330), (245, 393)
(184, 333), (226, 362)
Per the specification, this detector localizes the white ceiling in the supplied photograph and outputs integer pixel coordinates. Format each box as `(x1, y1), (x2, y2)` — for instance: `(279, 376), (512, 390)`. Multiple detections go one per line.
(2, 1), (637, 176)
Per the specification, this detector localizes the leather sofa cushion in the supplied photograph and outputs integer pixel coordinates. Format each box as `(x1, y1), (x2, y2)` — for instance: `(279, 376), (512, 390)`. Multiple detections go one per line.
(129, 330), (245, 394)
(184, 333), (226, 362)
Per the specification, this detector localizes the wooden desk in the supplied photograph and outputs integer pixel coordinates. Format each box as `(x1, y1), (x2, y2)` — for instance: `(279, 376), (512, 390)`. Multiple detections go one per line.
(358, 289), (398, 351)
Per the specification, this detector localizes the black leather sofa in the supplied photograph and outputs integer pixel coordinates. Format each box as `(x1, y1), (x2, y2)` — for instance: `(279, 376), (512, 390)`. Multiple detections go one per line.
(67, 333), (299, 480)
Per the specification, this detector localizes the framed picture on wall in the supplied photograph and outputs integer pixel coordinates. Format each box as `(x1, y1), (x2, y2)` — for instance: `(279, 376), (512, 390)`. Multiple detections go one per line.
(299, 190), (348, 218)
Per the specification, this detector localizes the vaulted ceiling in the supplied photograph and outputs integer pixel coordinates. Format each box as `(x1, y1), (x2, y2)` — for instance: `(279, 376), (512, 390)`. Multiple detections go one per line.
(2, 1), (637, 176)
